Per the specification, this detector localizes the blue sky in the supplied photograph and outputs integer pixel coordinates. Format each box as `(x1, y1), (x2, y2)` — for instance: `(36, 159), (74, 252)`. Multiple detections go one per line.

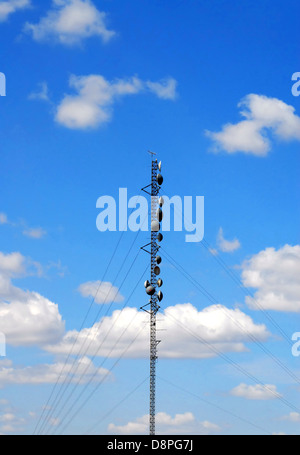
(0, 0), (300, 435)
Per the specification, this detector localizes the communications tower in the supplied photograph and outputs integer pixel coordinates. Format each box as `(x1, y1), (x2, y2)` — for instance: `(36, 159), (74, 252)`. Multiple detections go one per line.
(141, 153), (164, 436)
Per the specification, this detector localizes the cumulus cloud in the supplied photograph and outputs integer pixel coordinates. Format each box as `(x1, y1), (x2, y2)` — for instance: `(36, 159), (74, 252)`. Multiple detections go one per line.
(230, 383), (282, 400)
(0, 357), (110, 388)
(108, 412), (220, 435)
(217, 227), (241, 253)
(0, 251), (65, 347)
(55, 74), (140, 129)
(206, 94), (300, 156)
(55, 74), (177, 129)
(78, 280), (124, 304)
(0, 292), (64, 346)
(46, 303), (269, 359)
(24, 0), (115, 45)
(0, 251), (26, 277)
(0, 0), (30, 22)
(241, 244), (300, 312)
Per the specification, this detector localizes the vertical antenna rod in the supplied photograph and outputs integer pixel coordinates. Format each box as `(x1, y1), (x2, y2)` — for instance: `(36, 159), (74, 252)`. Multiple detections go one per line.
(141, 154), (164, 436)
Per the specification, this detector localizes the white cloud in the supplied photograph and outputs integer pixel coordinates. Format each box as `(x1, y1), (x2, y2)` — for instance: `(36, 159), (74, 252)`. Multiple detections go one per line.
(55, 74), (139, 129)
(23, 227), (47, 239)
(0, 251), (65, 347)
(28, 82), (50, 102)
(108, 412), (220, 435)
(0, 397), (27, 434)
(0, 292), (65, 346)
(0, 413), (16, 422)
(217, 227), (241, 253)
(0, 0), (30, 22)
(207, 94), (300, 156)
(146, 77), (178, 100)
(282, 412), (300, 422)
(0, 213), (8, 224)
(55, 74), (178, 129)
(25, 0), (115, 46)
(241, 244), (300, 312)
(0, 357), (110, 388)
(230, 383), (282, 400)
(0, 251), (25, 277)
(0, 412), (25, 434)
(78, 280), (124, 304)
(0, 212), (48, 240)
(0, 212), (47, 238)
(46, 303), (269, 359)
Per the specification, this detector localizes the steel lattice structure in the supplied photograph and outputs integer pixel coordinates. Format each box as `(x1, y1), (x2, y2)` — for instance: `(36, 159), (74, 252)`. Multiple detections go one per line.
(141, 154), (164, 436)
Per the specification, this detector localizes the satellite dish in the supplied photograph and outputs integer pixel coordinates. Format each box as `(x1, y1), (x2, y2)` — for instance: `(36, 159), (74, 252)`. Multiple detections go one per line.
(157, 291), (163, 302)
(157, 278), (163, 288)
(158, 161), (162, 172)
(146, 285), (155, 296)
(159, 197), (164, 207)
(156, 256), (162, 265)
(154, 266), (160, 276)
(157, 174), (163, 185)
(157, 233), (163, 242)
(156, 208), (163, 222)
(151, 220), (160, 232)
(144, 280), (150, 288)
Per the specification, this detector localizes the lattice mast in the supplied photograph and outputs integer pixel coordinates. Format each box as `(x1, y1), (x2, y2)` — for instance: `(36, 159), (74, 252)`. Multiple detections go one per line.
(141, 154), (164, 436)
